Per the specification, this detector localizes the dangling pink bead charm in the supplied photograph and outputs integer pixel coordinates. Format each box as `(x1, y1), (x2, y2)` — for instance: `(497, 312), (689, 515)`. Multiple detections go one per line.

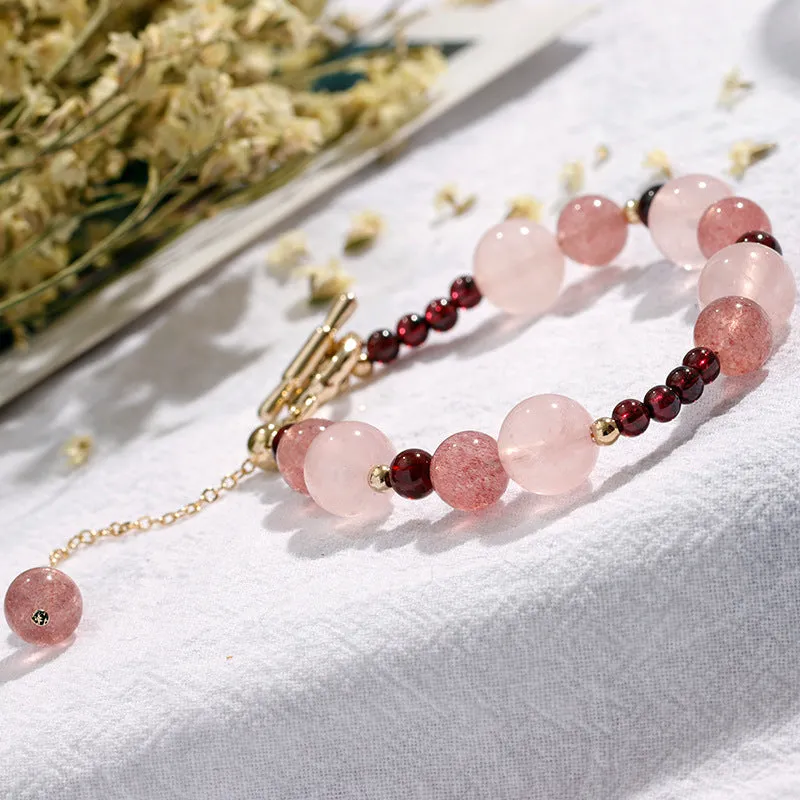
(697, 197), (772, 258)
(304, 421), (395, 518)
(556, 194), (628, 266)
(498, 394), (597, 495)
(4, 567), (83, 646)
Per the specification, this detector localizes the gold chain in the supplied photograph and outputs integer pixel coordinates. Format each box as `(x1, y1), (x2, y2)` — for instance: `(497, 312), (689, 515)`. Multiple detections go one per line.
(49, 459), (256, 567)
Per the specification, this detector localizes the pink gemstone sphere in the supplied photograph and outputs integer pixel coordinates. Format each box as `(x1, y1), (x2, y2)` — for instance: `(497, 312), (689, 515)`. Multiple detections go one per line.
(4, 567), (83, 646)
(276, 418), (329, 495)
(304, 421), (395, 518)
(694, 296), (773, 376)
(498, 394), (597, 496)
(472, 220), (565, 315)
(697, 197), (772, 258)
(648, 174), (732, 269)
(698, 242), (796, 329)
(556, 194), (628, 266)
(430, 431), (509, 511)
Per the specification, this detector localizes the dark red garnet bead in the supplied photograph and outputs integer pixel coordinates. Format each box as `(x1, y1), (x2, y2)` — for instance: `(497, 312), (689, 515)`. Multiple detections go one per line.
(397, 313), (429, 347)
(735, 230), (782, 255)
(682, 347), (721, 384)
(271, 423), (293, 457)
(638, 183), (664, 227)
(425, 297), (458, 332)
(389, 449), (433, 500)
(366, 329), (400, 363)
(644, 385), (681, 422)
(666, 366), (704, 404)
(612, 399), (650, 437)
(450, 275), (482, 308)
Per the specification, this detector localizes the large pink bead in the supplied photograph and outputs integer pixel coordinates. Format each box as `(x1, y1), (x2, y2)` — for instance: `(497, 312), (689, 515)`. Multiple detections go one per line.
(4, 567), (82, 646)
(276, 418), (329, 495)
(694, 296), (773, 376)
(556, 194), (628, 266)
(430, 431), (509, 511)
(648, 174), (732, 269)
(498, 394), (597, 496)
(472, 220), (565, 315)
(304, 421), (395, 517)
(698, 242), (796, 329)
(697, 197), (772, 258)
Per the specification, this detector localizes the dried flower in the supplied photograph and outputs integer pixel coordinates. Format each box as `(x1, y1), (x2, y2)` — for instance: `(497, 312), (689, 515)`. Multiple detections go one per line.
(300, 258), (354, 304)
(560, 161), (584, 195)
(63, 434), (93, 467)
(267, 230), (309, 273)
(434, 183), (477, 219)
(506, 195), (543, 222)
(643, 149), (673, 179)
(594, 144), (611, 167)
(729, 140), (777, 180)
(718, 67), (754, 110)
(344, 211), (385, 254)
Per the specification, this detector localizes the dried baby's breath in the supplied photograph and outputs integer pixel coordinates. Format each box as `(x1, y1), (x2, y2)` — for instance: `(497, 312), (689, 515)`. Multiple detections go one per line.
(506, 195), (543, 222)
(718, 67), (754, 110)
(267, 230), (310, 273)
(344, 211), (385, 254)
(300, 258), (354, 304)
(594, 144), (611, 167)
(63, 434), (93, 467)
(729, 140), (777, 180)
(560, 161), (585, 195)
(643, 149), (673, 179)
(434, 183), (477, 219)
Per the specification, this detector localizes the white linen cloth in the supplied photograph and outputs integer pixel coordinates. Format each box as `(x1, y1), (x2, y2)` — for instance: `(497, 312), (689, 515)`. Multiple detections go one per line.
(2, 0), (800, 797)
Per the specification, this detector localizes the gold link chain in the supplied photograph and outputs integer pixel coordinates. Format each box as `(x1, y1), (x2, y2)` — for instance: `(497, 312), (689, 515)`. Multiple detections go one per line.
(49, 459), (256, 567)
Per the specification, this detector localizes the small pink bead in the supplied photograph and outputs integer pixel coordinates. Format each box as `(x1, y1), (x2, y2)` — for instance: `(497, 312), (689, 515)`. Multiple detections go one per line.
(698, 242), (796, 329)
(498, 394), (597, 496)
(697, 197), (772, 258)
(276, 418), (329, 495)
(304, 421), (395, 518)
(473, 220), (565, 315)
(649, 174), (732, 269)
(694, 296), (773, 376)
(4, 568), (82, 646)
(556, 194), (628, 266)
(430, 431), (509, 511)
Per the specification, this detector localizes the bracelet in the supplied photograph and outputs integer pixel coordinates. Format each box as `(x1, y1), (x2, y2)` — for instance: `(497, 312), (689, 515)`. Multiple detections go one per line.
(5, 173), (795, 648)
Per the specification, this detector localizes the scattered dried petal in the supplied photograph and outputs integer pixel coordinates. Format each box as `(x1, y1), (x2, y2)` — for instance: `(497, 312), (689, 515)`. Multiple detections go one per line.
(643, 149), (673, 179)
(594, 144), (611, 167)
(560, 161), (585, 195)
(63, 435), (94, 467)
(434, 184), (477, 219)
(729, 140), (777, 180)
(344, 211), (385, 254)
(718, 67), (754, 110)
(266, 231), (309, 273)
(300, 258), (355, 304)
(506, 195), (543, 222)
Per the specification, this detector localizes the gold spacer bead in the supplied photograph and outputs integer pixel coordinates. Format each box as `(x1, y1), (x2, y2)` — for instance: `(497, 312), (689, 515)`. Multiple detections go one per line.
(352, 350), (373, 379)
(590, 417), (620, 446)
(367, 464), (391, 492)
(247, 423), (279, 470)
(624, 198), (641, 225)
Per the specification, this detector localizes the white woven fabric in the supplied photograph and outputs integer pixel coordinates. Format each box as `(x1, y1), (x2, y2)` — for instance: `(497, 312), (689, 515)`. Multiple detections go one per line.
(2, 0), (800, 797)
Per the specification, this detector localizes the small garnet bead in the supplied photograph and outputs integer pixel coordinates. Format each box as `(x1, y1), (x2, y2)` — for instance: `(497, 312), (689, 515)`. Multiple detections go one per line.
(666, 366), (704, 404)
(366, 329), (400, 363)
(390, 449), (434, 499)
(736, 230), (782, 255)
(425, 298), (458, 332)
(396, 313), (429, 347)
(612, 399), (650, 437)
(644, 385), (681, 422)
(682, 347), (720, 384)
(450, 275), (482, 308)
(637, 183), (664, 226)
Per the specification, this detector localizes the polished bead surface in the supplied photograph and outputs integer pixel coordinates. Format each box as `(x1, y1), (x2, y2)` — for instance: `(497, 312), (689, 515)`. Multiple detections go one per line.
(304, 421), (395, 517)
(390, 449), (433, 500)
(271, 423), (293, 458)
(638, 183), (664, 227)
(736, 230), (782, 254)
(366, 329), (400, 363)
(396, 313), (429, 347)
(682, 347), (721, 384)
(450, 275), (482, 308)
(5, 568), (83, 646)
(694, 296), (773, 376)
(644, 385), (681, 422)
(556, 194), (629, 266)
(666, 366), (704, 404)
(276, 418), (329, 495)
(697, 197), (772, 258)
(431, 431), (509, 511)
(612, 399), (650, 437)
(425, 298), (458, 331)
(648, 174), (732, 269)
(498, 394), (597, 495)
(698, 242), (796, 329)
(473, 220), (565, 315)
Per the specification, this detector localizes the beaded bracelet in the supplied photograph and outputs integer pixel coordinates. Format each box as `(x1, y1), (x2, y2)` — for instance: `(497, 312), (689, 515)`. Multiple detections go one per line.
(4, 173), (796, 648)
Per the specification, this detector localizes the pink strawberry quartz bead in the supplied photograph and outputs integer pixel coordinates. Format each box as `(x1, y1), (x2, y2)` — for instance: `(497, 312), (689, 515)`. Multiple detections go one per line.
(694, 296), (773, 376)
(304, 421), (395, 518)
(648, 174), (732, 269)
(430, 431), (509, 511)
(498, 394), (597, 496)
(556, 194), (628, 266)
(698, 242), (796, 329)
(473, 220), (565, 315)
(5, 567), (83, 646)
(697, 197), (772, 258)
(276, 418), (329, 495)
